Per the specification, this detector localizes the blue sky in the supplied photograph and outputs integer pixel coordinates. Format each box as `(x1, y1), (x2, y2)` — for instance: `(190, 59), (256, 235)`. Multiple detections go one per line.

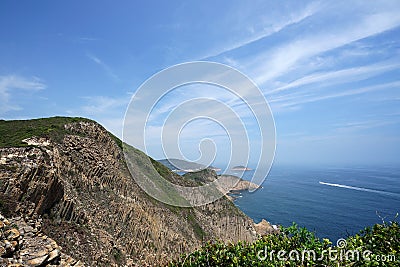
(1, 1), (400, 167)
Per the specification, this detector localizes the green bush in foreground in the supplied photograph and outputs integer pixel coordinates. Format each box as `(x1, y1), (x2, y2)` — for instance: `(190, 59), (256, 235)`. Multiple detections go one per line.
(168, 220), (399, 266)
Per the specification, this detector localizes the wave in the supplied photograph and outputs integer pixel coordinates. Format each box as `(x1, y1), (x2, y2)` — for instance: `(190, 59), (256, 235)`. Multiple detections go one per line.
(319, 181), (400, 198)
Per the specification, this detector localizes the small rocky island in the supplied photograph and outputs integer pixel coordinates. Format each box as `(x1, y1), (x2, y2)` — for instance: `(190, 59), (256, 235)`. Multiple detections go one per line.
(231, 165), (252, 171)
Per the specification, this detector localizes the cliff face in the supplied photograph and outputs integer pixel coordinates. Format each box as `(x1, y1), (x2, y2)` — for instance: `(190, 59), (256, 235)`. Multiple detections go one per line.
(182, 170), (260, 198)
(0, 211), (83, 266)
(0, 118), (256, 266)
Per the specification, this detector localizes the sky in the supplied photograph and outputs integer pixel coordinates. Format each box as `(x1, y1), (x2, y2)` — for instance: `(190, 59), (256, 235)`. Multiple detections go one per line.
(1, 0), (400, 167)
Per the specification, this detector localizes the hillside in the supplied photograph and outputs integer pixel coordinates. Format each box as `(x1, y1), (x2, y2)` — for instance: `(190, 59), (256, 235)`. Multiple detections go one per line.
(158, 158), (220, 172)
(182, 169), (259, 196)
(0, 117), (257, 266)
(158, 158), (205, 171)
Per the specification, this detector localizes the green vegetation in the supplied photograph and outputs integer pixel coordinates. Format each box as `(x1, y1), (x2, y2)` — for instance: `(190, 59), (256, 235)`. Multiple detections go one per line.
(0, 116), (92, 148)
(151, 157), (173, 180)
(183, 169), (214, 185)
(108, 131), (123, 149)
(168, 220), (399, 266)
(186, 210), (206, 240)
(158, 158), (206, 171)
(123, 143), (192, 207)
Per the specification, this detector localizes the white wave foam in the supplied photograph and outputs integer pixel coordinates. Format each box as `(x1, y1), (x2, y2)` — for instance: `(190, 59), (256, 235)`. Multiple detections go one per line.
(319, 181), (400, 198)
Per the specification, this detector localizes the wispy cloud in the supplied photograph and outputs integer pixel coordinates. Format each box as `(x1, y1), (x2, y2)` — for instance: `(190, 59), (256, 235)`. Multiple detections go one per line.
(76, 95), (130, 115)
(87, 53), (120, 81)
(270, 81), (400, 110)
(333, 119), (398, 133)
(279, 118), (399, 143)
(66, 95), (131, 138)
(203, 2), (320, 59)
(0, 75), (46, 114)
(78, 37), (98, 42)
(251, 8), (400, 84)
(269, 61), (400, 94)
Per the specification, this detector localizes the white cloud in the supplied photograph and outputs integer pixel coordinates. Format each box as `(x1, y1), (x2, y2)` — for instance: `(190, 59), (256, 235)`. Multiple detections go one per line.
(79, 95), (130, 115)
(251, 8), (400, 84)
(87, 53), (120, 81)
(66, 95), (131, 138)
(333, 119), (398, 133)
(202, 2), (320, 59)
(270, 61), (400, 94)
(270, 81), (400, 110)
(0, 75), (46, 114)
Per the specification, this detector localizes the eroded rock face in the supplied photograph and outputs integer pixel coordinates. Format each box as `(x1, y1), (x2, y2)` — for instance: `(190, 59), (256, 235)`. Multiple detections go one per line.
(254, 219), (280, 236)
(0, 212), (83, 266)
(0, 120), (257, 266)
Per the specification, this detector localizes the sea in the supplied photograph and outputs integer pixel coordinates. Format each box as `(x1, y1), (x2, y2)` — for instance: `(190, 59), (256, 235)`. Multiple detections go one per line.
(229, 164), (400, 242)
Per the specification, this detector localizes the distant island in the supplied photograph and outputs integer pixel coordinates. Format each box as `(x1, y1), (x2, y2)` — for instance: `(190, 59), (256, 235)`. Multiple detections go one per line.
(231, 165), (252, 171)
(158, 158), (221, 173)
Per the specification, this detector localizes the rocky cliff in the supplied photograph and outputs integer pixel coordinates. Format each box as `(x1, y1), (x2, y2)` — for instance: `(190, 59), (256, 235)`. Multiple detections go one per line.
(182, 170), (260, 196)
(0, 117), (257, 266)
(0, 210), (83, 266)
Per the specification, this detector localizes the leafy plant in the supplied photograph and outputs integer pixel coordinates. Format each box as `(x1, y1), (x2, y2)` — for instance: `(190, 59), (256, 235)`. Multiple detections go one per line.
(168, 221), (399, 266)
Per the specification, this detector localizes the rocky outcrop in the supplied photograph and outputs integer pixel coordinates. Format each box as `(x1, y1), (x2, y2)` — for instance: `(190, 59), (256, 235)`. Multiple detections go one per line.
(0, 211), (82, 266)
(182, 170), (260, 196)
(254, 219), (280, 236)
(222, 175), (260, 192)
(0, 118), (257, 266)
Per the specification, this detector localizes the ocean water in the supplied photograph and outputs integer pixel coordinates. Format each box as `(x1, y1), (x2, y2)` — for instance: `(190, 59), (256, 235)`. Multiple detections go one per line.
(232, 165), (400, 242)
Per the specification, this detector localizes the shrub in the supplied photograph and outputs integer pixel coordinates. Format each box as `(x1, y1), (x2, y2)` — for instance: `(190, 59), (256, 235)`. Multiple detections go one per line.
(168, 221), (399, 266)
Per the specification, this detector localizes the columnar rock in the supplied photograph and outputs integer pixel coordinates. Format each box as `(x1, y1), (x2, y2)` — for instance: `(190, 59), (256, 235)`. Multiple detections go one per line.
(0, 118), (257, 266)
(0, 212), (83, 266)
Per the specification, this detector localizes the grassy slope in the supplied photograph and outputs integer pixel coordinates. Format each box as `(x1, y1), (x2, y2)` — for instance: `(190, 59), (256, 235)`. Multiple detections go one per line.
(0, 117), (186, 184)
(0, 116), (92, 148)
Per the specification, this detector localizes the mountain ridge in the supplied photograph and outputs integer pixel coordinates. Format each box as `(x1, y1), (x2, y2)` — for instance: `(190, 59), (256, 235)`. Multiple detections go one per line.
(0, 117), (258, 266)
(157, 158), (221, 172)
